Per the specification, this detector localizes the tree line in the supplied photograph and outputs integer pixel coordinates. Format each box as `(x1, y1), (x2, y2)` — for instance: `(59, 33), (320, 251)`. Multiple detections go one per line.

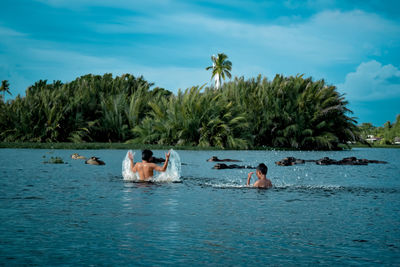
(0, 73), (362, 150)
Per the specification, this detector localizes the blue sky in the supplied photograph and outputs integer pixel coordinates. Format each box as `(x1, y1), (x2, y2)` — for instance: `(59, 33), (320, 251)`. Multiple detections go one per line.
(1, 0), (399, 126)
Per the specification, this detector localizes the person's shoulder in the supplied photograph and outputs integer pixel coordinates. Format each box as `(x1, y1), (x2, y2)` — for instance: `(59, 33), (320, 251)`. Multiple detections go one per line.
(146, 162), (158, 168)
(255, 179), (272, 188)
(265, 179), (273, 188)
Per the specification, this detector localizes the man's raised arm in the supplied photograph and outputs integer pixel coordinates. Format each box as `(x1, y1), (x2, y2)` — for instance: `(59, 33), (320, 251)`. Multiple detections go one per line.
(155, 151), (171, 172)
(128, 152), (136, 173)
(246, 172), (253, 186)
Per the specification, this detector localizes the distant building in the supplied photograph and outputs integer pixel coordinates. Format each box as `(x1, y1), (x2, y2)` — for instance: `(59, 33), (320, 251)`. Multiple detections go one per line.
(365, 135), (382, 143)
(394, 137), (400, 145)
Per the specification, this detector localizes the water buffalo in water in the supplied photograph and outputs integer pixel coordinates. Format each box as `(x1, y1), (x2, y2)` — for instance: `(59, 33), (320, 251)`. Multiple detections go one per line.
(275, 157), (306, 166)
(207, 156), (241, 162)
(275, 156), (387, 166)
(315, 157), (389, 165)
(85, 157), (105, 165)
(71, 153), (86, 160)
(212, 163), (254, 169)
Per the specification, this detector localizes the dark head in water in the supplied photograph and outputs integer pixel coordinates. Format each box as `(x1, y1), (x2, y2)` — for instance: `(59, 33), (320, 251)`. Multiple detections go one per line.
(142, 149), (153, 162)
(256, 163), (268, 176)
(141, 149), (166, 163)
(85, 157), (105, 165)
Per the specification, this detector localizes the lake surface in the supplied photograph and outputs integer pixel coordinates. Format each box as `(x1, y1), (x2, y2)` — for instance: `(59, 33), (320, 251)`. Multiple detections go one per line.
(1, 148), (399, 265)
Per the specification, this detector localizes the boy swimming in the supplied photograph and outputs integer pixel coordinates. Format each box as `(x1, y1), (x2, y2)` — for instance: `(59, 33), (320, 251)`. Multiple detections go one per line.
(128, 149), (171, 181)
(246, 163), (272, 188)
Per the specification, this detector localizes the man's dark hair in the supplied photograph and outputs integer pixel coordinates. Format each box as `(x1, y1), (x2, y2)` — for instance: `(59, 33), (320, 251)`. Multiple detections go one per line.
(142, 149), (153, 161)
(256, 163), (268, 175)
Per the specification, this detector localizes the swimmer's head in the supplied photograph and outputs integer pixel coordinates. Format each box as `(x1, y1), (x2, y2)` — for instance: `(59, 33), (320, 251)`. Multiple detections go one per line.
(256, 163), (268, 175)
(142, 149), (153, 161)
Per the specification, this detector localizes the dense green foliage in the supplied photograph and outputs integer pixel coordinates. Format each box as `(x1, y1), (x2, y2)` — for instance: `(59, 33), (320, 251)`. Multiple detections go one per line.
(358, 115), (400, 145)
(0, 74), (170, 143)
(0, 73), (361, 150)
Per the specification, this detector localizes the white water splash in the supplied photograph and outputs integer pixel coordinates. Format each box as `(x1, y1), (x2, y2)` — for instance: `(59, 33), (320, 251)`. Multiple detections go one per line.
(122, 149), (181, 182)
(122, 150), (139, 181)
(206, 183), (248, 189)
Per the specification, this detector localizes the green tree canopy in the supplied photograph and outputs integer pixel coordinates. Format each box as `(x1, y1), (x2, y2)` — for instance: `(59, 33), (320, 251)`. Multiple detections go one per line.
(0, 73), (362, 150)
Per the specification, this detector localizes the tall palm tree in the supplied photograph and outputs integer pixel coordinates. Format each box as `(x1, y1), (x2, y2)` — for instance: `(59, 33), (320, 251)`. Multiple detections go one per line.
(205, 53), (232, 89)
(0, 80), (11, 101)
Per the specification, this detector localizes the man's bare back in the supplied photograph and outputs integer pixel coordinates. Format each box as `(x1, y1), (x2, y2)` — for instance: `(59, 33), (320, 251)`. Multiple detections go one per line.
(128, 150), (170, 181)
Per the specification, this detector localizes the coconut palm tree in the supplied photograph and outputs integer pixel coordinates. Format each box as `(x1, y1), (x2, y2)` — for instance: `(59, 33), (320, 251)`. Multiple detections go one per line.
(0, 80), (11, 102)
(205, 53), (232, 89)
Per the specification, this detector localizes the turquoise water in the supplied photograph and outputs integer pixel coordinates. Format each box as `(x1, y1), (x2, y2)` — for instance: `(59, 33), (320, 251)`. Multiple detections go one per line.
(1, 148), (399, 265)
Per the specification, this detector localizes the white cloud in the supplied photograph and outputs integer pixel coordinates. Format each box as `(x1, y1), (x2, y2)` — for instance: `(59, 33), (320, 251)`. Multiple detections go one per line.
(0, 26), (26, 37)
(5, 44), (209, 93)
(284, 0), (336, 9)
(28, 47), (119, 67)
(338, 60), (400, 101)
(33, 0), (179, 12)
(3, 3), (400, 99)
(92, 9), (400, 67)
(137, 66), (210, 91)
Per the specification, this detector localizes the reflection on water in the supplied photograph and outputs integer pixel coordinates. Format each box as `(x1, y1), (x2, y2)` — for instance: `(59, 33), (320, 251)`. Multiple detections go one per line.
(0, 148), (399, 265)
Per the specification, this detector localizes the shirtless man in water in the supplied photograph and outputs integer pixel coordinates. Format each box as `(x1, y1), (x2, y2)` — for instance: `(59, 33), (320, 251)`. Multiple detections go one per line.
(128, 149), (171, 181)
(246, 163), (272, 188)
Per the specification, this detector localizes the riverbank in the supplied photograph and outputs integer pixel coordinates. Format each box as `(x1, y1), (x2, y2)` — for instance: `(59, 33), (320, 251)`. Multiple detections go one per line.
(0, 142), (398, 150)
(0, 142), (291, 150)
(349, 143), (400, 149)
(0, 142), (199, 150)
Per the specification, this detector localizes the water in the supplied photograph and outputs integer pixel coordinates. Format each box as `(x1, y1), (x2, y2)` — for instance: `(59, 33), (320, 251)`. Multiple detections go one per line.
(0, 148), (399, 265)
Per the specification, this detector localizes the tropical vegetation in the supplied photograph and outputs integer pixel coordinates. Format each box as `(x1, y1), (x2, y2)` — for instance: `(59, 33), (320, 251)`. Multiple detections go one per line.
(0, 73), (362, 150)
(0, 80), (12, 101)
(358, 115), (400, 145)
(205, 53), (232, 89)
